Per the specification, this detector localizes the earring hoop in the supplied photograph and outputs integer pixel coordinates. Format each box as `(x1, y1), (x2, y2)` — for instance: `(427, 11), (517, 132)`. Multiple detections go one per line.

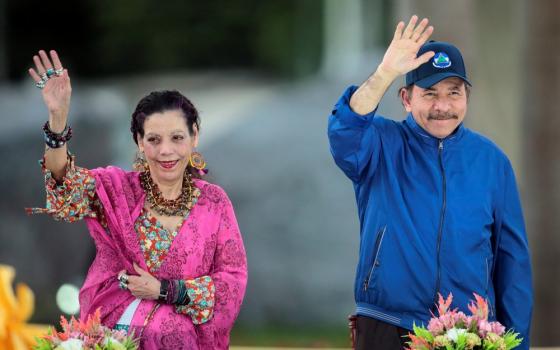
(189, 151), (206, 171)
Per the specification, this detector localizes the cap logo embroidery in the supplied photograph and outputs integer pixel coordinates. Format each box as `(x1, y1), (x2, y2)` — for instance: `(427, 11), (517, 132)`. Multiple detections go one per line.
(432, 52), (451, 68)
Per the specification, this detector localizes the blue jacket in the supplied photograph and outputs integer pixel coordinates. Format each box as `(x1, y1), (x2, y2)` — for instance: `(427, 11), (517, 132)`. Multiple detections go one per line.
(328, 86), (533, 349)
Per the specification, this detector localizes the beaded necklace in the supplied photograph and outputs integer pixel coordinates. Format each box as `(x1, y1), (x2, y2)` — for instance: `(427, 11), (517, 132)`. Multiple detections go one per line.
(139, 170), (199, 217)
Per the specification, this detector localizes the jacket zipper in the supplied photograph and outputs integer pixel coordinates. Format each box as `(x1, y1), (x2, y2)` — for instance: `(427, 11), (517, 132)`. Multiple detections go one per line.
(433, 139), (447, 307)
(363, 226), (387, 291)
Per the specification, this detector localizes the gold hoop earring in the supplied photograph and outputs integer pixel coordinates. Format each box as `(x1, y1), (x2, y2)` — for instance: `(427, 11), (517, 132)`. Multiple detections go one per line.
(133, 151), (149, 172)
(189, 151), (207, 171)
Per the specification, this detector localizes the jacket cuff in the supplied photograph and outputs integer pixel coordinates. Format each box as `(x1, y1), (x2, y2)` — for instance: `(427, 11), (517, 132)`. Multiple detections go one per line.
(332, 85), (378, 128)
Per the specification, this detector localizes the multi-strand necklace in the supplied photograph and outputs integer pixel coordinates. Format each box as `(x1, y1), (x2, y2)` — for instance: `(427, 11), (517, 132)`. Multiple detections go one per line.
(139, 171), (199, 217)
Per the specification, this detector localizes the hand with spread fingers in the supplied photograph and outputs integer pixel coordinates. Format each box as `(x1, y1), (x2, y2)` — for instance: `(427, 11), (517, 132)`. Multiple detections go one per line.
(28, 50), (71, 132)
(119, 263), (161, 300)
(378, 15), (435, 79)
(349, 15), (435, 115)
(28, 50), (74, 180)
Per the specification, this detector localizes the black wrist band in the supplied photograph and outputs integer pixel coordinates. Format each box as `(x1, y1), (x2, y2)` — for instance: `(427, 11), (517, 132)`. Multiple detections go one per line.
(158, 279), (169, 302)
(43, 121), (72, 148)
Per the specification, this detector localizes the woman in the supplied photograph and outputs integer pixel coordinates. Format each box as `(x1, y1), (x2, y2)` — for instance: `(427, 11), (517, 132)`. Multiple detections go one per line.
(28, 50), (248, 349)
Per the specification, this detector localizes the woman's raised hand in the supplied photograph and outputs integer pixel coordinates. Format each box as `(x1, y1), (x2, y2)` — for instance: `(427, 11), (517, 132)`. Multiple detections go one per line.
(28, 50), (71, 132)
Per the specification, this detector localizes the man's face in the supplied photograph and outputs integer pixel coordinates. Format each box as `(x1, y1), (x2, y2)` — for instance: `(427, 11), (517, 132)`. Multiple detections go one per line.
(401, 77), (468, 139)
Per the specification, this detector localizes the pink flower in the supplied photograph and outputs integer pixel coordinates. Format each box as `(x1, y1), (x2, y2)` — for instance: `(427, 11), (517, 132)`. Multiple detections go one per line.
(465, 316), (478, 331)
(453, 311), (468, 327)
(478, 319), (492, 338)
(440, 312), (457, 330)
(489, 321), (506, 336)
(428, 317), (445, 335)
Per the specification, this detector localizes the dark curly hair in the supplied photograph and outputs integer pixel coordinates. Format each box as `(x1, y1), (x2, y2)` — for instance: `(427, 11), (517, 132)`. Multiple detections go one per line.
(130, 90), (204, 177)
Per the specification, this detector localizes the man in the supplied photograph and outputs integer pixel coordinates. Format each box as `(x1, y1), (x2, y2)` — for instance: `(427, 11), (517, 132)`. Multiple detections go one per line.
(328, 16), (532, 350)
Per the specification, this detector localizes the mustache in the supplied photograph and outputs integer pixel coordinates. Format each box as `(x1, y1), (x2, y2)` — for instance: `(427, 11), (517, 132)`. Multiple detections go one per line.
(428, 112), (459, 120)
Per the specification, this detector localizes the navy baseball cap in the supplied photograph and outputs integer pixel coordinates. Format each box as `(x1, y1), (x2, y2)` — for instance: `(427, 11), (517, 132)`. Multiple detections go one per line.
(405, 41), (471, 88)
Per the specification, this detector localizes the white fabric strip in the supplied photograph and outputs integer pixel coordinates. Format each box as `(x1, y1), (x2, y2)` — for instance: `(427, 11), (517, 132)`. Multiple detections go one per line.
(116, 298), (141, 326)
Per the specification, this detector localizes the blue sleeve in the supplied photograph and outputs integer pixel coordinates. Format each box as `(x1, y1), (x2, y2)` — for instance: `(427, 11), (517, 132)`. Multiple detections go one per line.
(327, 86), (381, 183)
(493, 161), (533, 350)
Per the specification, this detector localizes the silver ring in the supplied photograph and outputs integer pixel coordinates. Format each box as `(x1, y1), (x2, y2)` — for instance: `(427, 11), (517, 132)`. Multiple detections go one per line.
(118, 273), (129, 284)
(119, 281), (128, 290)
(40, 73), (48, 82)
(35, 80), (45, 89)
(55, 68), (64, 76)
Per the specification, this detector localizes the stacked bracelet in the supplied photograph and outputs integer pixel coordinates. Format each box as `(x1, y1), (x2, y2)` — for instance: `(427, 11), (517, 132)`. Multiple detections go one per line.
(166, 280), (176, 303)
(159, 279), (191, 305)
(174, 280), (191, 305)
(158, 279), (169, 302)
(43, 121), (72, 148)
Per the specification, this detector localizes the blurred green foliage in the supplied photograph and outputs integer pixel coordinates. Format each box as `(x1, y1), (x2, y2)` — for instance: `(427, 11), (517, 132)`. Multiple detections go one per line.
(6, 0), (323, 80)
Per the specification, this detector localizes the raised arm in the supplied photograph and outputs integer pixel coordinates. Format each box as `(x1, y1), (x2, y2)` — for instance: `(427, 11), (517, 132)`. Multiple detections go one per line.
(350, 15), (434, 115)
(28, 50), (72, 181)
(328, 16), (435, 182)
(27, 51), (102, 223)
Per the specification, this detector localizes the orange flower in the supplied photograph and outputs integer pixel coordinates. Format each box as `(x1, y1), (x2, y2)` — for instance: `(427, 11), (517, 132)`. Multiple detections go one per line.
(0, 264), (50, 349)
(436, 292), (454, 316)
(406, 332), (432, 350)
(467, 292), (489, 320)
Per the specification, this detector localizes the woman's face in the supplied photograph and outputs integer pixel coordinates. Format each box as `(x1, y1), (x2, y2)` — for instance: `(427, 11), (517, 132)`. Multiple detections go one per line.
(137, 109), (198, 185)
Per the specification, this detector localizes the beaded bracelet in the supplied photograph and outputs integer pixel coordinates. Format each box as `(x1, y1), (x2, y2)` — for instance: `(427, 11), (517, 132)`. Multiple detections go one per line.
(161, 280), (191, 305)
(43, 121), (72, 148)
(166, 279), (176, 303)
(175, 280), (191, 305)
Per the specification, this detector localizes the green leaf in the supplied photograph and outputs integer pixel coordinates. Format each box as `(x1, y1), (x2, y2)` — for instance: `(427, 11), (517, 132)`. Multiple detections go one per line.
(455, 333), (467, 350)
(413, 323), (434, 343)
(503, 331), (523, 349)
(32, 337), (54, 350)
(482, 340), (498, 350)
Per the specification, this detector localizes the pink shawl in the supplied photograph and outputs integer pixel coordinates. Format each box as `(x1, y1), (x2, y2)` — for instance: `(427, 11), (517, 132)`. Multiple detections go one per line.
(79, 166), (247, 349)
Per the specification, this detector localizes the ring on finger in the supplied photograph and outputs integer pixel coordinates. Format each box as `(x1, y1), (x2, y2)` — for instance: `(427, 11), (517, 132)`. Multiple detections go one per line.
(55, 68), (63, 76)
(40, 73), (49, 82)
(35, 80), (45, 89)
(119, 281), (128, 290)
(46, 68), (55, 78)
(118, 273), (129, 284)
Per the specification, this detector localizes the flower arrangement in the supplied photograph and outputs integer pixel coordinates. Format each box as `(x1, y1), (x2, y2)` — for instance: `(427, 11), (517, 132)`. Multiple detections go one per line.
(33, 309), (138, 350)
(407, 293), (522, 350)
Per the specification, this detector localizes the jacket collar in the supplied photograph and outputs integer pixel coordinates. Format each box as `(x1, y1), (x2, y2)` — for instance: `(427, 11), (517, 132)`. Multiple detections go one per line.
(405, 113), (465, 147)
